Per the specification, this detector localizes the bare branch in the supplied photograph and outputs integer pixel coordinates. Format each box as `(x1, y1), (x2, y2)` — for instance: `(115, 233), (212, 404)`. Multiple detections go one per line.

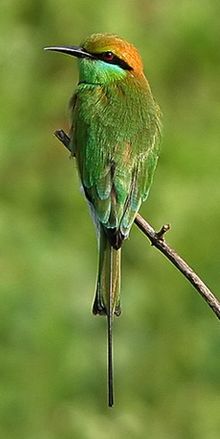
(135, 214), (220, 320)
(54, 129), (220, 321)
(54, 129), (71, 151)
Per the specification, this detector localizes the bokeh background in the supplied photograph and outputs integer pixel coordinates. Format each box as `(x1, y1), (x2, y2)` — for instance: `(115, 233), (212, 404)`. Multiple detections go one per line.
(1, 0), (220, 437)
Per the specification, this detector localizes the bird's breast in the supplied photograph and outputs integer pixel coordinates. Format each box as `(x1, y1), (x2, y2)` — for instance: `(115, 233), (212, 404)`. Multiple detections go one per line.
(74, 82), (150, 138)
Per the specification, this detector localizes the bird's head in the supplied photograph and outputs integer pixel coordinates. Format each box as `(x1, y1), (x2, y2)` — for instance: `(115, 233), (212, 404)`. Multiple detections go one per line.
(45, 33), (144, 85)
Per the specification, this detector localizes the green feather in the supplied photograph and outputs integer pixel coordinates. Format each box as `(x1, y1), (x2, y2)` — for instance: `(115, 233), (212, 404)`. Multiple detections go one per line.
(47, 32), (162, 407)
(69, 58), (161, 407)
(71, 77), (161, 238)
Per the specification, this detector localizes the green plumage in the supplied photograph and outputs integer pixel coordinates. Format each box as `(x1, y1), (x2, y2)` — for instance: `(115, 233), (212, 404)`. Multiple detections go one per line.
(71, 76), (160, 240)
(46, 33), (161, 406)
(71, 53), (161, 407)
(71, 67), (160, 404)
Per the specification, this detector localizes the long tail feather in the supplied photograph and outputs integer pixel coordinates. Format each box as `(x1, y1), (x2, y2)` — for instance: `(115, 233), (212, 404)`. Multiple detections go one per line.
(107, 313), (113, 406)
(108, 245), (114, 407)
(93, 228), (121, 406)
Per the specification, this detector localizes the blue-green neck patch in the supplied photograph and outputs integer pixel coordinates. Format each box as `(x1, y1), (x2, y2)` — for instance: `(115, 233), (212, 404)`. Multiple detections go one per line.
(78, 58), (127, 85)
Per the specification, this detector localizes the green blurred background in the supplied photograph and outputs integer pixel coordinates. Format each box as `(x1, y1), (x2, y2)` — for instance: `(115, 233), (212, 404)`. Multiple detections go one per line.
(0, 0), (220, 437)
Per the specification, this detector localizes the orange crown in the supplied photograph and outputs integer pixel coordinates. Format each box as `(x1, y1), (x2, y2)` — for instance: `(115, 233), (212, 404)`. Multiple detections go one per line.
(82, 33), (144, 74)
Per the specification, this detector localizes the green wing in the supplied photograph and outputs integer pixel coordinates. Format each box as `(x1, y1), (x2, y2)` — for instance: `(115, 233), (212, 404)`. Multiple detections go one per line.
(70, 81), (161, 239)
(120, 118), (161, 236)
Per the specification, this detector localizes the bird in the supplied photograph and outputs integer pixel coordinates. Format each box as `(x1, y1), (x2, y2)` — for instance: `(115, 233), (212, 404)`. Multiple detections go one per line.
(45, 33), (161, 407)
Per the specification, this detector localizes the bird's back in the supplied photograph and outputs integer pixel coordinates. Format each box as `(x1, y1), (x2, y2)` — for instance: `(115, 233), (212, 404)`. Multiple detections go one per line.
(71, 75), (161, 248)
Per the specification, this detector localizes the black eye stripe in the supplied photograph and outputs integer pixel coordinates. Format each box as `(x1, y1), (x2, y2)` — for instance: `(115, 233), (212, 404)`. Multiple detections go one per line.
(89, 51), (133, 71)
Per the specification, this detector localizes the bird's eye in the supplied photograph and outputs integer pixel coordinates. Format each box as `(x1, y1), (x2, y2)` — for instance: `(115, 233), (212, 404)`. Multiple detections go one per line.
(102, 51), (114, 62)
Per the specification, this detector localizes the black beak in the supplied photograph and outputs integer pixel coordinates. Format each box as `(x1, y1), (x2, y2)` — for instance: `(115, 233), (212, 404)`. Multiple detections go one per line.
(44, 45), (94, 59)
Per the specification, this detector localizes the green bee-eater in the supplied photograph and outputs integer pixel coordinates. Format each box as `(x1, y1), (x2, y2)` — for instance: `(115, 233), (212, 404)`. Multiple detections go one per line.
(45, 33), (161, 407)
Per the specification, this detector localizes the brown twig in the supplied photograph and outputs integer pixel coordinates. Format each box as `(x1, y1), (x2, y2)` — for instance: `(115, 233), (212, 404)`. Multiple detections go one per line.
(135, 214), (220, 320)
(55, 129), (72, 151)
(54, 128), (220, 321)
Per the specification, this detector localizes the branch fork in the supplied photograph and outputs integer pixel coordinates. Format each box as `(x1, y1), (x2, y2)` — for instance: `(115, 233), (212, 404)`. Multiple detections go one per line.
(155, 223), (170, 242)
